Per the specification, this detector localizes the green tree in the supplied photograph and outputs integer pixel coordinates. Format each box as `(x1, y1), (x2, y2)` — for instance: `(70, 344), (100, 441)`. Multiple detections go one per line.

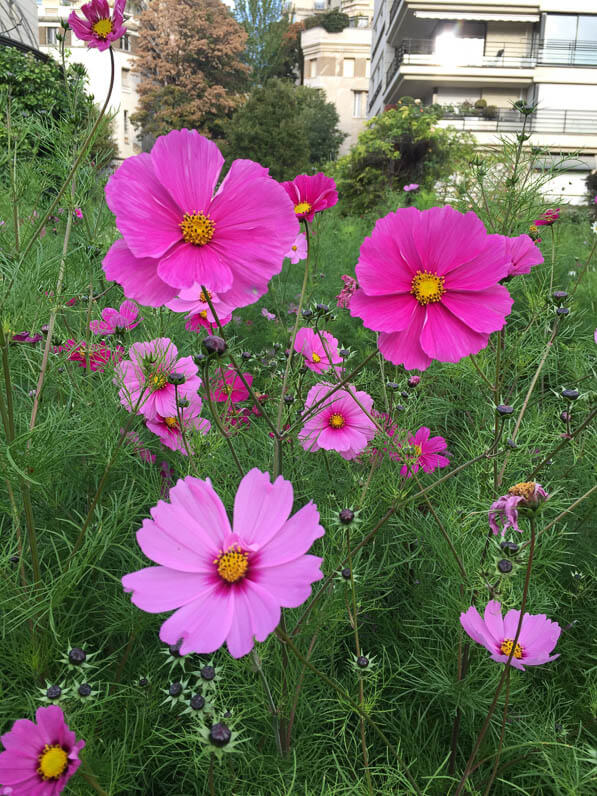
(234, 0), (293, 85)
(225, 78), (345, 180)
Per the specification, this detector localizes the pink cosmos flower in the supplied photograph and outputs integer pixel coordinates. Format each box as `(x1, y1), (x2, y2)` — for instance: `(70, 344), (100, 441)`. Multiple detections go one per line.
(408, 375), (421, 387)
(294, 328), (342, 374)
(460, 599), (561, 670)
(121, 469), (324, 658)
(489, 482), (549, 536)
(336, 274), (358, 309)
(281, 173), (338, 223)
(298, 383), (376, 459)
(90, 300), (141, 335)
(502, 234), (544, 276)
(57, 339), (123, 372)
(115, 337), (201, 420)
(121, 429), (156, 464)
(166, 285), (233, 333)
(103, 129), (298, 308)
(146, 398), (210, 455)
(349, 206), (513, 370)
(594, 196), (597, 204)
(286, 233), (308, 263)
(261, 308), (276, 321)
(403, 183), (419, 192)
(211, 368), (252, 403)
(68, 0), (127, 51)
(73, 208), (84, 220)
(534, 208), (560, 226)
(0, 704), (85, 793)
(11, 331), (43, 344)
(397, 426), (450, 477)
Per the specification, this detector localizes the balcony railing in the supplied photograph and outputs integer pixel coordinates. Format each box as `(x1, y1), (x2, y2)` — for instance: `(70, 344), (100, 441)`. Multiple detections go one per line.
(440, 108), (597, 135)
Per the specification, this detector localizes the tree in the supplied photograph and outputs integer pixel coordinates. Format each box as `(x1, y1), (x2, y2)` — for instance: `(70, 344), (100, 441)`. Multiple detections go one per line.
(233, 0), (292, 85)
(132, 0), (250, 141)
(224, 79), (345, 181)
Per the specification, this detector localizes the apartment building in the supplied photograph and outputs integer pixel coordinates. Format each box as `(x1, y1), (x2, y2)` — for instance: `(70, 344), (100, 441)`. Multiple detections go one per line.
(368, 1), (597, 199)
(37, 0), (141, 160)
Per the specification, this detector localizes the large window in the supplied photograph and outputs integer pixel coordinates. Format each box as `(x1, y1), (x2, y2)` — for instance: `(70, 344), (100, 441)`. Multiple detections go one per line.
(353, 91), (368, 118)
(542, 14), (597, 65)
(343, 58), (355, 78)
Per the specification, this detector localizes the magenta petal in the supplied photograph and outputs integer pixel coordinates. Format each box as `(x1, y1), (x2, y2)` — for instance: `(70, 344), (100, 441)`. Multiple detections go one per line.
(378, 307), (432, 370)
(157, 241), (233, 292)
(460, 606), (494, 651)
(350, 290), (417, 333)
(225, 581), (281, 658)
(258, 502), (324, 567)
(159, 587), (234, 655)
(136, 517), (213, 573)
(414, 206), (489, 275)
(103, 239), (178, 307)
(355, 209), (422, 295)
(483, 600), (504, 642)
(254, 554), (323, 608)
(442, 286), (512, 334)
(232, 469), (293, 548)
(445, 235), (509, 289)
(420, 303), (489, 362)
(155, 476), (232, 549)
(122, 566), (211, 612)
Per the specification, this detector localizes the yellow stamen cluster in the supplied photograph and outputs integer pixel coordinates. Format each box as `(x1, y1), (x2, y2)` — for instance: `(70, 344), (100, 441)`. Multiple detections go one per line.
(500, 638), (523, 659)
(412, 444), (422, 457)
(199, 289), (212, 303)
(199, 310), (208, 319)
(294, 202), (312, 215)
(38, 745), (68, 780)
(312, 353), (321, 363)
(149, 372), (167, 390)
(329, 412), (346, 429)
(164, 416), (179, 429)
(180, 212), (215, 246)
(215, 545), (249, 583)
(508, 482), (536, 500)
(92, 18), (113, 38)
(410, 270), (446, 305)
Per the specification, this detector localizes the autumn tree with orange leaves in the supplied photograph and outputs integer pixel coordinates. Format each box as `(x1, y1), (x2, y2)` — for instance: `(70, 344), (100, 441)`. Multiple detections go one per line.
(132, 0), (250, 142)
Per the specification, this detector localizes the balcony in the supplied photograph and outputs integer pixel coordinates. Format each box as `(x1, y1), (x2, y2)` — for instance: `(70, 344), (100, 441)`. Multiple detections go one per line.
(439, 108), (597, 135)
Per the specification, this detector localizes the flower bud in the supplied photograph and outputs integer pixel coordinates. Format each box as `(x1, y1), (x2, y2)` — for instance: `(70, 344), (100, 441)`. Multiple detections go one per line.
(209, 723), (232, 747)
(341, 567), (351, 580)
(46, 685), (62, 700)
(408, 375), (420, 388)
(301, 309), (313, 319)
(168, 682), (183, 697)
(168, 642), (183, 658)
(200, 665), (216, 681)
(190, 694), (205, 711)
(387, 382), (399, 390)
(561, 389), (579, 401)
(497, 559), (513, 574)
(506, 438), (517, 449)
(556, 307), (569, 316)
(78, 683), (92, 697)
(202, 335), (227, 356)
(139, 678), (149, 687)
(496, 405), (514, 416)
(241, 351), (252, 360)
(193, 354), (206, 366)
(500, 541), (519, 555)
(68, 647), (86, 665)
(339, 349), (350, 357)
(283, 394), (295, 404)
(168, 372), (186, 386)
(356, 656), (369, 669)
(9, 555), (19, 564)
(315, 303), (329, 313)
(552, 290), (568, 301)
(339, 508), (355, 525)
(560, 410), (571, 423)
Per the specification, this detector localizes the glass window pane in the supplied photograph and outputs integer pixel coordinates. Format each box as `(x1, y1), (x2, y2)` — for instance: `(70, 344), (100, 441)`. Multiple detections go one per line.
(577, 15), (597, 41)
(544, 14), (577, 41)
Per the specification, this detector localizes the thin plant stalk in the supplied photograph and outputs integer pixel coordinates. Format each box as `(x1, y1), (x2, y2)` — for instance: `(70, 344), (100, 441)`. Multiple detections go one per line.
(200, 363), (244, 478)
(548, 223), (556, 295)
(251, 649), (283, 757)
(492, 329), (503, 490)
(527, 407), (596, 480)
(483, 666), (511, 795)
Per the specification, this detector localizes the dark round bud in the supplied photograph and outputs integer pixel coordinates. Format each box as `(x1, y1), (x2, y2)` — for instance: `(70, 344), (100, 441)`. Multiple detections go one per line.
(68, 647), (86, 665)
(190, 694), (205, 711)
(202, 335), (227, 356)
(9, 555), (19, 564)
(555, 722), (563, 733)
(168, 682), (183, 697)
(168, 372), (186, 386)
(209, 722), (232, 748)
(500, 541), (519, 555)
(506, 438), (517, 449)
(283, 394), (295, 404)
(552, 291), (568, 301)
(316, 303), (329, 312)
(496, 404), (514, 416)
(339, 508), (355, 525)
(497, 559), (513, 574)
(556, 307), (569, 316)
(241, 351), (252, 360)
(139, 678), (148, 687)
(168, 642), (183, 658)
(177, 396), (190, 408)
(200, 665), (216, 681)
(560, 411), (571, 423)
(562, 389), (579, 401)
(401, 391), (409, 399)
(395, 404), (405, 412)
(273, 343), (281, 351)
(193, 354), (206, 366)
(78, 683), (92, 697)
(356, 656), (369, 669)
(339, 349), (350, 357)
(301, 309), (313, 319)
(387, 382), (399, 390)
(341, 567), (351, 580)
(46, 685), (62, 700)
(223, 711), (232, 719)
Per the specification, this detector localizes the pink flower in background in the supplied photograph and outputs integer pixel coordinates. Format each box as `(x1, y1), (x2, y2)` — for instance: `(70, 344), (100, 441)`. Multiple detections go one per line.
(397, 426), (449, 477)
(57, 339), (124, 372)
(159, 460), (174, 498)
(350, 206), (513, 370)
(11, 331), (43, 344)
(115, 337), (201, 420)
(90, 300), (141, 335)
(408, 375), (420, 387)
(122, 469), (324, 658)
(294, 328), (342, 374)
(146, 398), (210, 455)
(593, 195), (597, 204)
(211, 368), (252, 403)
(103, 129), (298, 307)
(460, 600), (561, 670)
(261, 308), (276, 321)
(502, 233), (544, 276)
(65, 297), (77, 307)
(68, 0), (127, 51)
(73, 208), (84, 220)
(121, 429), (156, 464)
(0, 705), (85, 793)
(489, 482), (549, 536)
(403, 183), (419, 192)
(534, 208), (560, 226)
(281, 173), (338, 223)
(336, 274), (358, 309)
(166, 286), (233, 333)
(286, 233), (308, 263)
(299, 383), (376, 459)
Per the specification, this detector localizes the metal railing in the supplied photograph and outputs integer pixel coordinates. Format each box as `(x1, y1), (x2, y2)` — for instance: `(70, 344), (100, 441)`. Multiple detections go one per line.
(440, 108), (597, 135)
(389, 0), (402, 26)
(368, 82), (381, 111)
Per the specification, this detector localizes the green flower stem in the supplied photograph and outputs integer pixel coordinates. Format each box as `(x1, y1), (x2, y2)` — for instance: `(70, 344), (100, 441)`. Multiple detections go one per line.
(200, 363), (244, 478)
(174, 384), (201, 477)
(520, 482), (597, 550)
(483, 665), (511, 795)
(548, 223), (556, 296)
(80, 764), (109, 796)
(251, 649), (283, 757)
(492, 328), (503, 491)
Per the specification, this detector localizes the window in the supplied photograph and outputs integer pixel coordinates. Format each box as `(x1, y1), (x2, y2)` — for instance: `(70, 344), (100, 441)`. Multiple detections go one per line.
(120, 34), (131, 51)
(353, 91), (368, 118)
(343, 58), (355, 78)
(46, 27), (59, 44)
(122, 68), (130, 89)
(123, 110), (129, 138)
(543, 14), (597, 65)
(314, 0), (325, 9)
(309, 58), (317, 78)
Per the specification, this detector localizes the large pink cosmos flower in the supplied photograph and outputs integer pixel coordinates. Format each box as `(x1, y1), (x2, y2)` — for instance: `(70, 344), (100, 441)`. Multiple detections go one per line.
(294, 328), (342, 374)
(166, 285), (233, 333)
(460, 600), (561, 670)
(115, 338), (201, 420)
(146, 398), (210, 455)
(299, 383), (376, 459)
(397, 426), (450, 477)
(103, 129), (298, 308)
(489, 482), (549, 536)
(211, 368), (252, 403)
(502, 234), (544, 276)
(349, 206), (513, 370)
(68, 0), (127, 51)
(122, 469), (324, 658)
(0, 705), (85, 793)
(281, 173), (338, 223)
(286, 233), (308, 263)
(90, 300), (141, 335)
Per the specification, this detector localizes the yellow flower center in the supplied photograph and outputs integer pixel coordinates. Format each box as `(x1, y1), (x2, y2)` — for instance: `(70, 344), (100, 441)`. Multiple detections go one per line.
(38, 745), (68, 780)
(215, 545), (249, 583)
(180, 212), (215, 246)
(312, 353), (321, 363)
(410, 270), (446, 305)
(500, 638), (523, 659)
(199, 310), (208, 319)
(329, 412), (345, 429)
(199, 289), (212, 303)
(164, 416), (179, 429)
(508, 482), (535, 500)
(291, 245), (297, 251)
(149, 372), (167, 390)
(413, 444), (422, 457)
(529, 224), (538, 234)
(92, 18), (113, 38)
(294, 202), (312, 215)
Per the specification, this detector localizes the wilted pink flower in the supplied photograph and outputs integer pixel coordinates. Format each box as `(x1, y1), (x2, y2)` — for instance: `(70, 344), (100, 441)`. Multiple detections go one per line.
(286, 233), (308, 263)
(122, 469), (324, 658)
(57, 339), (123, 372)
(68, 0), (127, 51)
(103, 129), (298, 308)
(115, 337), (201, 420)
(121, 429), (156, 464)
(350, 206), (513, 370)
(403, 183), (419, 192)
(11, 331), (42, 344)
(408, 375), (420, 387)
(211, 368), (252, 403)
(534, 208), (560, 226)
(460, 600), (561, 670)
(166, 285), (233, 333)
(261, 308), (276, 321)
(489, 482), (549, 536)
(501, 234), (544, 276)
(281, 173), (338, 223)
(363, 409), (404, 462)
(397, 426), (449, 477)
(225, 405), (252, 430)
(336, 274), (358, 309)
(90, 300), (141, 335)
(299, 383), (376, 459)
(0, 704), (85, 793)
(146, 399), (210, 455)
(294, 328), (342, 374)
